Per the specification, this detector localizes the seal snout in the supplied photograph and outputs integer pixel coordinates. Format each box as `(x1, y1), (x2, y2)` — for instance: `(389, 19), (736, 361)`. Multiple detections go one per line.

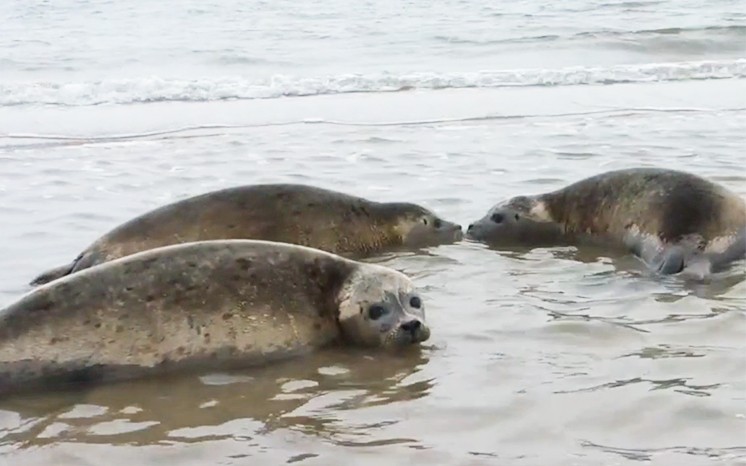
(450, 223), (464, 241)
(400, 319), (421, 334)
(399, 318), (429, 344)
(434, 218), (463, 241)
(465, 220), (486, 240)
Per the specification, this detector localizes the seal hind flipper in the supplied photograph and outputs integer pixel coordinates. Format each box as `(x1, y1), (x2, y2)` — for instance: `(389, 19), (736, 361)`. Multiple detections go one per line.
(29, 262), (76, 286)
(705, 227), (746, 273)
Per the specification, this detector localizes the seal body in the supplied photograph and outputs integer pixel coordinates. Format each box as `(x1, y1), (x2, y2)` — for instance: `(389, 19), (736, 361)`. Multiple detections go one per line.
(30, 184), (462, 286)
(1, 240), (430, 397)
(466, 168), (746, 276)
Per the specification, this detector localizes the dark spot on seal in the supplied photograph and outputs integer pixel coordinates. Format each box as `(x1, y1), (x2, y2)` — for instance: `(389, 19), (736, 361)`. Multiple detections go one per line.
(146, 295), (155, 302)
(236, 258), (253, 271)
(116, 325), (125, 333)
(314, 322), (322, 330)
(222, 312), (233, 320)
(227, 224), (236, 229)
(187, 261), (198, 268)
(94, 322), (101, 329)
(25, 297), (54, 315)
(140, 258), (158, 269)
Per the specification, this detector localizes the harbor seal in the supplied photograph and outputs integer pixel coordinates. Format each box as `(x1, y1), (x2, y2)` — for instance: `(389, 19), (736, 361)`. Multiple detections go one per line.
(30, 183), (462, 286)
(466, 167), (746, 276)
(1, 240), (431, 397)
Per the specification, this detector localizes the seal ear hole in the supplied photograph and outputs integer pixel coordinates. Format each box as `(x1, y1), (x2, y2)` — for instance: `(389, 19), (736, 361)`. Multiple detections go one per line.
(422, 218), (428, 226)
(514, 213), (520, 221)
(491, 213), (504, 224)
(368, 305), (387, 320)
(409, 296), (422, 309)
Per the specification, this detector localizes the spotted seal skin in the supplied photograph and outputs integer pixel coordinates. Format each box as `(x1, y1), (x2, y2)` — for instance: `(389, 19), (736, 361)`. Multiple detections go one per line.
(466, 168), (746, 277)
(30, 184), (463, 286)
(1, 240), (430, 397)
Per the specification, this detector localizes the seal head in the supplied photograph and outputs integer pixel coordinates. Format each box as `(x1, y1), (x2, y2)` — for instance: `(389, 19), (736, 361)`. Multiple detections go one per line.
(338, 263), (430, 348)
(465, 195), (564, 246)
(388, 203), (463, 248)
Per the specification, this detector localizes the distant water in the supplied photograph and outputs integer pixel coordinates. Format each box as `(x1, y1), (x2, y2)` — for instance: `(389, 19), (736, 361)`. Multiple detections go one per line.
(1, 1), (745, 465)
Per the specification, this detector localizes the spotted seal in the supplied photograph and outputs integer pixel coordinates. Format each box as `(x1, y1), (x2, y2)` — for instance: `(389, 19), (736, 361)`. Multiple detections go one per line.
(30, 183), (462, 286)
(1, 240), (430, 396)
(466, 167), (746, 276)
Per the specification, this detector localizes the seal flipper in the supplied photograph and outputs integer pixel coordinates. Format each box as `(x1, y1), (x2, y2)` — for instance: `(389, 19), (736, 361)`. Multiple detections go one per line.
(623, 230), (685, 275)
(704, 227), (746, 273)
(29, 262), (76, 286)
(651, 246), (686, 275)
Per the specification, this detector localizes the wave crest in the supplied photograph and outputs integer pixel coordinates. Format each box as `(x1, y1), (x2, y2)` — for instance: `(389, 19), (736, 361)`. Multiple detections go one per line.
(2, 59), (744, 107)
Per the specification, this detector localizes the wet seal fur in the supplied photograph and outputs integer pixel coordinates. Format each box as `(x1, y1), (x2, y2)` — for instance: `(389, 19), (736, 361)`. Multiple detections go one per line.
(1, 240), (430, 397)
(466, 167), (746, 277)
(30, 184), (463, 286)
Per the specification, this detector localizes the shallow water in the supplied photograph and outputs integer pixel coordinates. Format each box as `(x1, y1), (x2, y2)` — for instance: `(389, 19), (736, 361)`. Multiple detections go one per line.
(1, 0), (746, 465)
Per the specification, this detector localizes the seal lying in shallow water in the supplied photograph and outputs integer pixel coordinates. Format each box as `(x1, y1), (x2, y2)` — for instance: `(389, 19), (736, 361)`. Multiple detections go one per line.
(30, 183), (462, 286)
(1, 240), (430, 397)
(466, 167), (746, 276)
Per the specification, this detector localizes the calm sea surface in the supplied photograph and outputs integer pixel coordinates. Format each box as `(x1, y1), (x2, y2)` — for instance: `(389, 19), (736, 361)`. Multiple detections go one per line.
(1, 1), (745, 465)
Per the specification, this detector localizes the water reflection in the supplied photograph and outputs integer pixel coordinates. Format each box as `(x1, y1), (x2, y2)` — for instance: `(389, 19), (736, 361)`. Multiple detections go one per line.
(0, 347), (431, 450)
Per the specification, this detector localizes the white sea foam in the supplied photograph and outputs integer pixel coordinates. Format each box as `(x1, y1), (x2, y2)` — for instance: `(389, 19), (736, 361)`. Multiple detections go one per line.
(2, 59), (745, 107)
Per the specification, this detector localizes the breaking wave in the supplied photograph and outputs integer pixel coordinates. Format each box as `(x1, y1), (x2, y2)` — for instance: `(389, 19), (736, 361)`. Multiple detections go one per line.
(2, 59), (744, 107)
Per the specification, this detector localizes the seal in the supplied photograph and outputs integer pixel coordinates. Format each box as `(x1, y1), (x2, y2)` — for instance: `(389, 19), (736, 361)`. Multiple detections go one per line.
(465, 167), (746, 276)
(29, 183), (462, 286)
(0, 240), (430, 397)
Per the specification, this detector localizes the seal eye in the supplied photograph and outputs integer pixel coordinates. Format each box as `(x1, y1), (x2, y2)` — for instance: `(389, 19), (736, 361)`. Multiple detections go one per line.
(514, 213), (520, 221)
(409, 296), (422, 308)
(491, 213), (504, 223)
(368, 305), (387, 320)
(433, 219), (442, 228)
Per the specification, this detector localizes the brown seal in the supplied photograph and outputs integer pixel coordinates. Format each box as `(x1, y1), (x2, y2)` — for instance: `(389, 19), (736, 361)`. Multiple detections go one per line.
(1, 240), (430, 397)
(466, 167), (746, 276)
(30, 183), (462, 286)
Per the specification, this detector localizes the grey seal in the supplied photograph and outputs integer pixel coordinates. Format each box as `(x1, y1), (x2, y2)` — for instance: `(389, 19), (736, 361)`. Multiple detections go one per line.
(466, 167), (746, 277)
(1, 240), (430, 397)
(30, 183), (463, 286)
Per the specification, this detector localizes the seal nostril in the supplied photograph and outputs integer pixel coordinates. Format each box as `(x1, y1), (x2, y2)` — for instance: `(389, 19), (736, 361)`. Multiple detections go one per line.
(490, 213), (504, 224)
(401, 320), (421, 334)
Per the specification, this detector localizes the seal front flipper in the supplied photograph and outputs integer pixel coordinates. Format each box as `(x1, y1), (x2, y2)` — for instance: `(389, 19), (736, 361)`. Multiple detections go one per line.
(651, 246), (686, 275)
(623, 230), (685, 275)
(29, 262), (76, 286)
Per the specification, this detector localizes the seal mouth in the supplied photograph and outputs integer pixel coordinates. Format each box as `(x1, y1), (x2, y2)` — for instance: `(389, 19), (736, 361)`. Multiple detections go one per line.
(392, 320), (430, 346)
(465, 221), (487, 241)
